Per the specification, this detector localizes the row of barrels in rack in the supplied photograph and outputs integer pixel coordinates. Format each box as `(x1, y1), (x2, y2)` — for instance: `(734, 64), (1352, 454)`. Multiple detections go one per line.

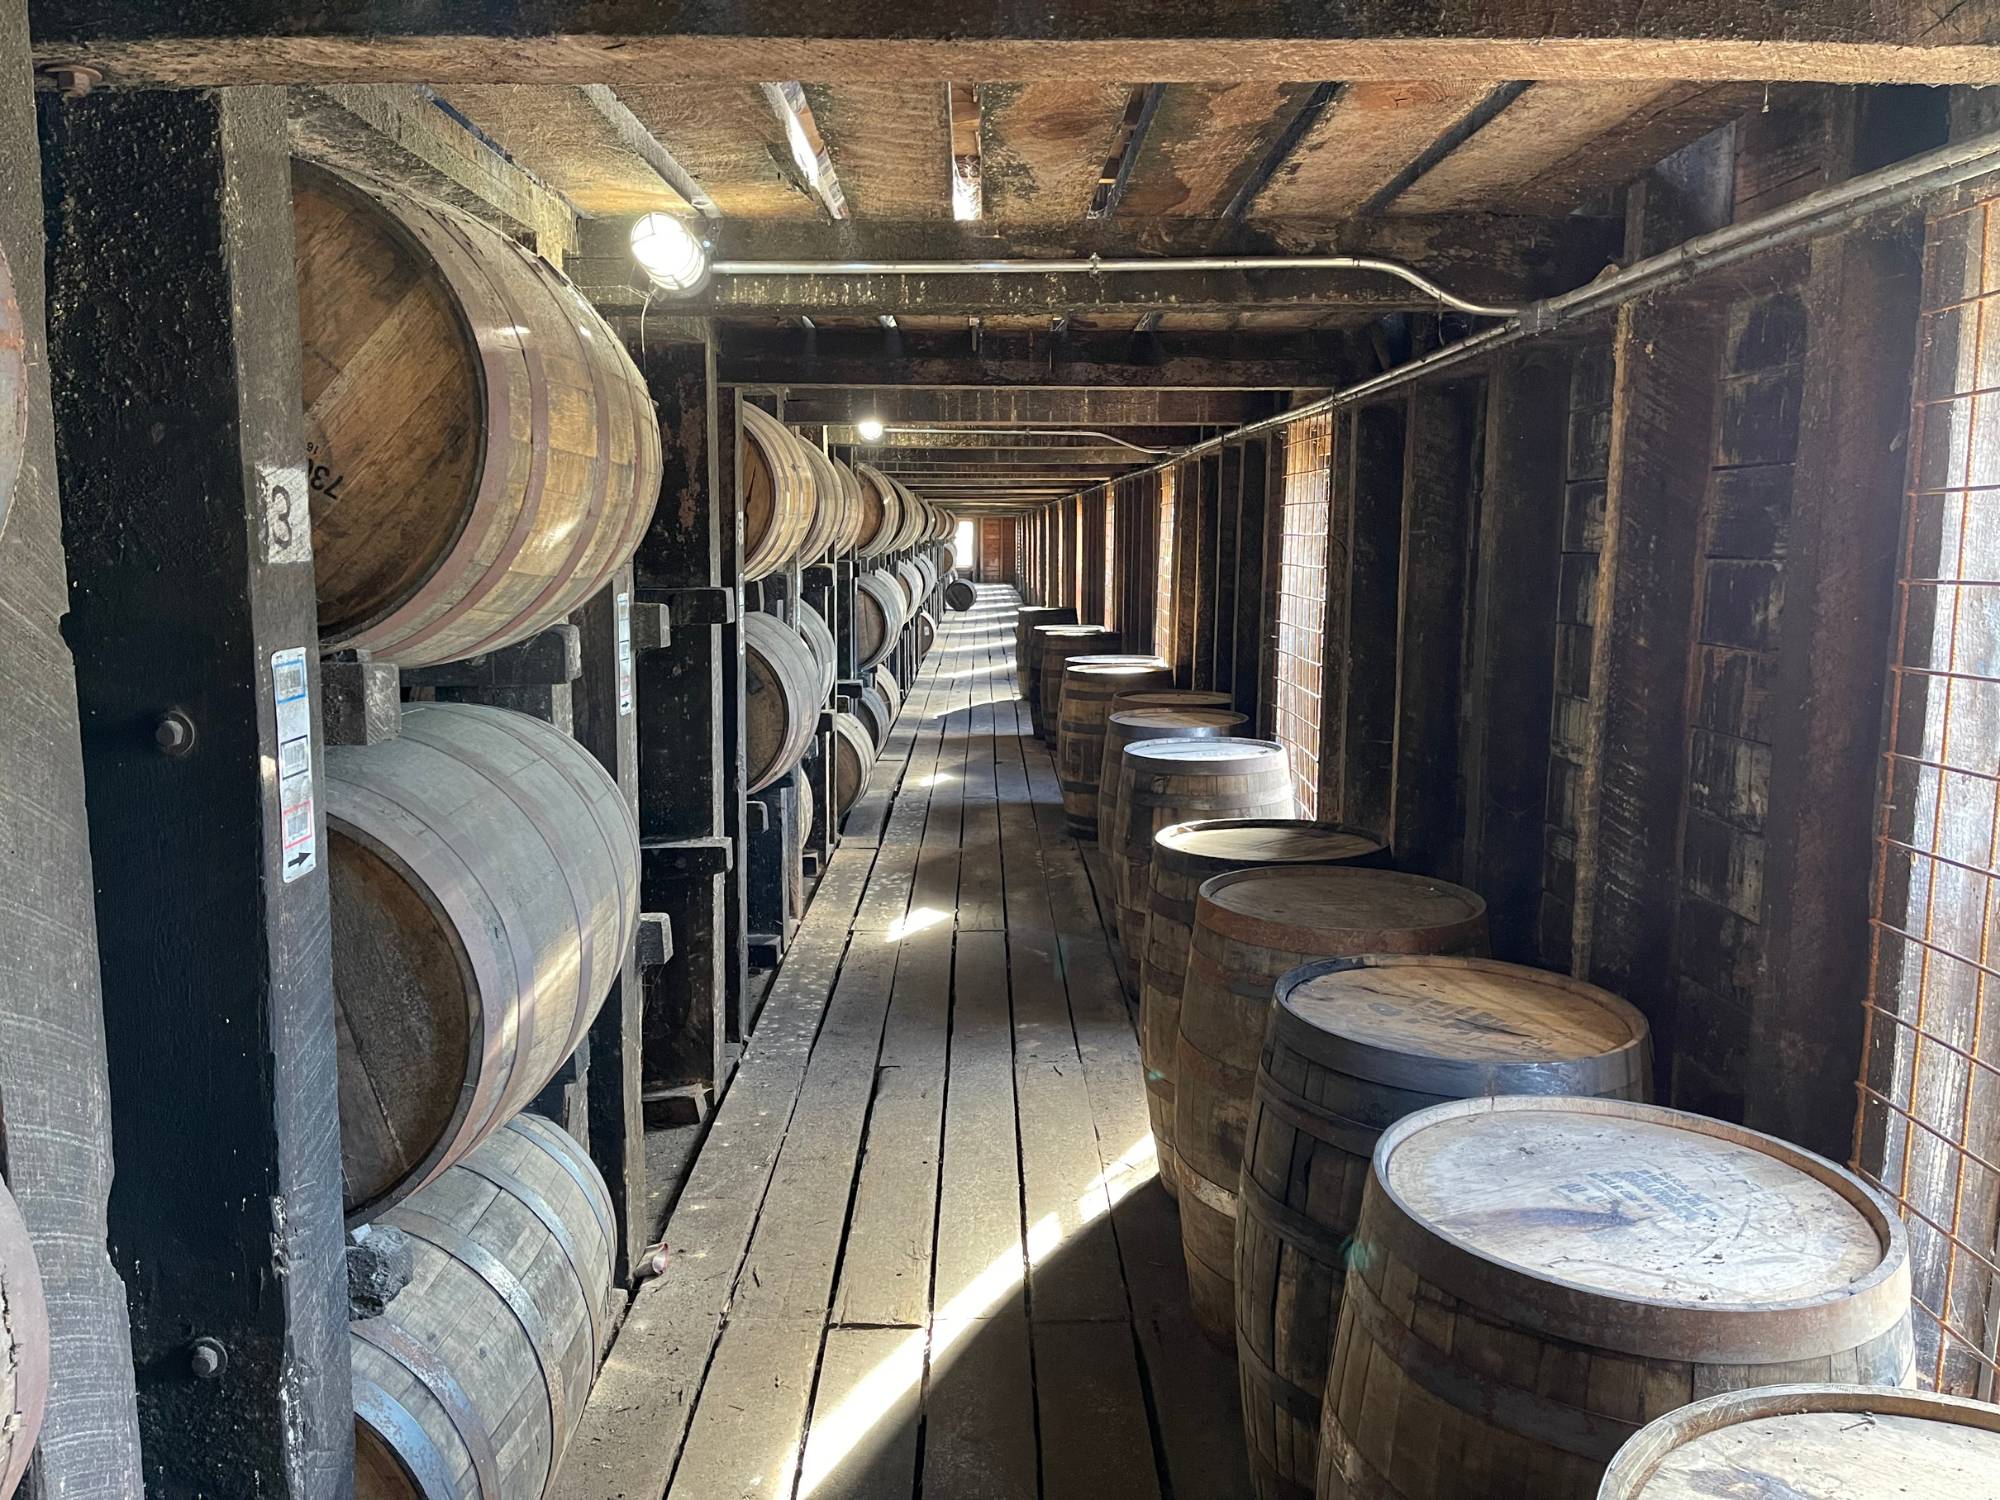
(296, 159), (956, 672)
(1010, 604), (1943, 1500)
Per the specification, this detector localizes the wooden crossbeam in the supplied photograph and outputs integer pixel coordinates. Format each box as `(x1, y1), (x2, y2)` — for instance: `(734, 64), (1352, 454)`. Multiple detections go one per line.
(28, 2), (2000, 86)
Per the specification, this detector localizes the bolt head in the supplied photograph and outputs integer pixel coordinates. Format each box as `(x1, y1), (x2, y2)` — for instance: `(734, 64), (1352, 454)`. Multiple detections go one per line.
(188, 1337), (227, 1380)
(154, 710), (196, 757)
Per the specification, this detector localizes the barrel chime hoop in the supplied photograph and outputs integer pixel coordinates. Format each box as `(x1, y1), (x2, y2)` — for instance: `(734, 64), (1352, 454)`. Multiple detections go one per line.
(354, 1372), (464, 1500)
(355, 1312), (506, 1499)
(385, 1205), (569, 1494)
(1249, 1067), (1384, 1158)
(1232, 1332), (1324, 1427)
(512, 1114), (619, 1278)
(1237, 1169), (1356, 1266)
(1342, 1272), (1638, 1464)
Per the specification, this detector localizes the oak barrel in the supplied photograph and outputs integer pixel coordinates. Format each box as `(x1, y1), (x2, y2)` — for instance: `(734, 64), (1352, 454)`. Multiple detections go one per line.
(796, 601), (837, 703)
(829, 460), (869, 555)
(739, 404), (815, 580)
(894, 558), (928, 615)
(1036, 631), (1123, 742)
(1056, 658), (1173, 837)
(914, 610), (937, 660)
(1013, 606), (1076, 697)
(796, 440), (849, 563)
(1596, 1383), (2000, 1500)
(1026, 623), (1102, 733)
(873, 663), (904, 727)
(1140, 821), (1388, 1205)
(854, 570), (908, 670)
(294, 163), (660, 669)
(0, 1179), (48, 1500)
(914, 553), (940, 600)
(1238, 957), (1652, 1500)
(353, 1113), (616, 1500)
(744, 611), (821, 793)
(890, 481), (931, 552)
(0, 244), (23, 547)
(1318, 1097), (1915, 1500)
(856, 678), (895, 751)
(830, 711), (875, 822)
(1176, 867), (1486, 1344)
(1099, 706), (1246, 878)
(851, 465), (902, 557)
(944, 578), (977, 612)
(327, 703), (640, 1223)
(1114, 737), (1295, 971)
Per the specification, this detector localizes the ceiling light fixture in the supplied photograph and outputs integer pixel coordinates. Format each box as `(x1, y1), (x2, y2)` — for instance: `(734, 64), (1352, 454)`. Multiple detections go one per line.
(629, 213), (709, 293)
(855, 417), (886, 443)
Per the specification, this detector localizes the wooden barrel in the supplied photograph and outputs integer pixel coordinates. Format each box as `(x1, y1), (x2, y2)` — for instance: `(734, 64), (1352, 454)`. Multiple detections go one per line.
(830, 710), (875, 822)
(944, 578), (977, 612)
(1027, 623), (1105, 734)
(914, 610), (937, 660)
(894, 558), (927, 615)
(353, 1113), (617, 1500)
(0, 244), (23, 548)
(796, 600), (837, 703)
(1140, 821), (1388, 1206)
(795, 440), (849, 563)
(1036, 631), (1123, 742)
(1114, 737), (1296, 970)
(1597, 1383), (2000, 1500)
(873, 663), (904, 726)
(745, 611), (821, 793)
(940, 540), (958, 573)
(0, 1179), (48, 1500)
(854, 570), (908, 669)
(1319, 1097), (1915, 1500)
(830, 460), (869, 555)
(856, 680), (894, 750)
(789, 774), (813, 919)
(1238, 957), (1653, 1500)
(326, 702), (640, 1223)
(1013, 606), (1076, 696)
(294, 163), (660, 669)
(740, 405), (815, 581)
(1176, 866), (1486, 1345)
(890, 480), (931, 552)
(915, 554), (939, 599)
(1098, 705), (1246, 856)
(1056, 658), (1174, 836)
(850, 465), (901, 557)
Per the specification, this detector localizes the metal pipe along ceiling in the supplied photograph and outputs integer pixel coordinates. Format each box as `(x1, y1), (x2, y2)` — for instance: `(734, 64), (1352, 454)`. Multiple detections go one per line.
(708, 254), (1523, 319)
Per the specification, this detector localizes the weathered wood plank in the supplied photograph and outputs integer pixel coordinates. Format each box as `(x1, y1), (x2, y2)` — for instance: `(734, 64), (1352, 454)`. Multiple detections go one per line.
(797, 1325), (927, 1500)
(1034, 1322), (1165, 1500)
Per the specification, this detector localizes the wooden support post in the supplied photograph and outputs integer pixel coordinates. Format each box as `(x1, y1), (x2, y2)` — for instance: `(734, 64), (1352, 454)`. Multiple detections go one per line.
(1192, 452), (1222, 688)
(1172, 460), (1199, 685)
(634, 335), (728, 1109)
(1212, 444), (1242, 701)
(1465, 347), (1572, 962)
(1754, 221), (1922, 1160)
(1391, 380), (1481, 881)
(1572, 294), (1725, 1090)
(1234, 435), (1272, 731)
(719, 391), (750, 1039)
(572, 567), (660, 1278)
(41, 85), (351, 1496)
(1331, 402), (1407, 842)
(0, 5), (145, 1488)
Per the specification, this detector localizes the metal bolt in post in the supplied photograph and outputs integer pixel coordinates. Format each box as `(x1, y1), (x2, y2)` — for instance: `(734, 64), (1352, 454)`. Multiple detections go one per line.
(154, 709), (196, 757)
(188, 1338), (228, 1380)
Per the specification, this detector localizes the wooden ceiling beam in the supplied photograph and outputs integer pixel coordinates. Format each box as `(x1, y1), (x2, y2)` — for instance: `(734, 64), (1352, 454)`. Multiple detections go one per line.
(774, 387), (1278, 426)
(30, 3), (1999, 87)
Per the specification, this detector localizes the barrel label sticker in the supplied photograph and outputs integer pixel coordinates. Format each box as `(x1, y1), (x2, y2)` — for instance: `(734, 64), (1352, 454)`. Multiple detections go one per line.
(271, 647), (317, 883)
(617, 590), (634, 715)
(259, 462), (313, 566)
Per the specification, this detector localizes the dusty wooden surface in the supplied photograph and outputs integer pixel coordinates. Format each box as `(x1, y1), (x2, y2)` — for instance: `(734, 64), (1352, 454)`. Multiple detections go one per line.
(566, 584), (1249, 1499)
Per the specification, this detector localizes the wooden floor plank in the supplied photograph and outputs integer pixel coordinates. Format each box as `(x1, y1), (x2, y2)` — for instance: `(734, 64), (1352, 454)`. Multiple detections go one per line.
(1034, 1320), (1165, 1500)
(666, 1313), (824, 1500)
(931, 929), (1022, 1318)
(926, 1300), (1039, 1500)
(796, 1325), (926, 1500)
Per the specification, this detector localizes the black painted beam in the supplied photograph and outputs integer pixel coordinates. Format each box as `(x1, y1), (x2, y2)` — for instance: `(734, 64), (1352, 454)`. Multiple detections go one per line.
(41, 85), (351, 1497)
(775, 387), (1277, 427)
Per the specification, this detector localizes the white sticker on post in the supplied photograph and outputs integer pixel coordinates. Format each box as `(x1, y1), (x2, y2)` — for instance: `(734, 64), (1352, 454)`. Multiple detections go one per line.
(616, 590), (635, 715)
(259, 462), (314, 566)
(271, 647), (318, 882)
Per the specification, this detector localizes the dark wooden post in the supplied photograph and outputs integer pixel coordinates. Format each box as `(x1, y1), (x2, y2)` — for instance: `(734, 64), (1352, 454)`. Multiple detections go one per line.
(1464, 347), (1572, 961)
(41, 85), (351, 1496)
(0, 7), (145, 1489)
(718, 391), (750, 1037)
(1391, 380), (1481, 880)
(1754, 221), (1922, 1159)
(1192, 451), (1222, 688)
(572, 566), (663, 1278)
(634, 334), (730, 1118)
(1172, 459), (1200, 684)
(1331, 402), (1407, 841)
(1571, 294), (1725, 1092)
(1212, 443), (1242, 701)
(1234, 434), (1273, 732)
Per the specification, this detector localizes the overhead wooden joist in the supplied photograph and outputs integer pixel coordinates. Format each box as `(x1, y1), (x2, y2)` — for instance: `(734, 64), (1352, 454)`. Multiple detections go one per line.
(715, 329), (1348, 390)
(28, 1), (2000, 85)
(765, 387), (1276, 427)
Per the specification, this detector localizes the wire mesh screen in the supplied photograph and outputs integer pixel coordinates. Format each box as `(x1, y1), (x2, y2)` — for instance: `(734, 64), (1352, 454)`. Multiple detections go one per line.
(1274, 413), (1332, 818)
(1858, 188), (2000, 1399)
(1155, 470), (1177, 668)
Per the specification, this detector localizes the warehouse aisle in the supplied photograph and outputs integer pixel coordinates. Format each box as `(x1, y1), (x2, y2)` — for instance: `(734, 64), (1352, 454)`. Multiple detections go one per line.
(571, 583), (1251, 1500)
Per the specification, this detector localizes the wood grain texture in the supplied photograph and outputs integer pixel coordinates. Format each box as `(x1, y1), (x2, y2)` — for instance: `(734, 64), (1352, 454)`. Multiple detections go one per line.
(804, 82), (952, 220)
(1055, 658), (1173, 835)
(0, 1179), (47, 1500)
(618, 83), (818, 218)
(1249, 83), (1490, 220)
(440, 84), (688, 215)
(980, 82), (1131, 225)
(1119, 83), (1317, 219)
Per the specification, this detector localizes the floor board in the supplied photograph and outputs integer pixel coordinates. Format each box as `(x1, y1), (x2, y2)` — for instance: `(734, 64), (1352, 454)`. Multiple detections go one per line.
(568, 585), (1252, 1500)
